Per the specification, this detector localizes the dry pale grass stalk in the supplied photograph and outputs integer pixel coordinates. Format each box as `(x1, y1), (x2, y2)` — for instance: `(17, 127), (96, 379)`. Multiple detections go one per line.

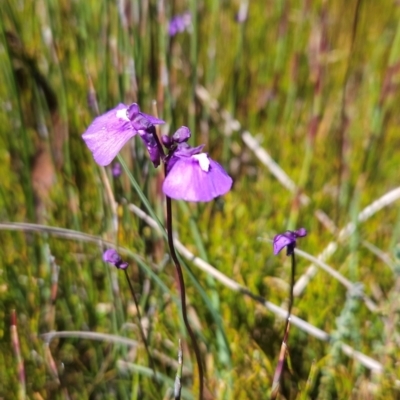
(0, 221), (385, 373)
(10, 310), (26, 400)
(126, 204), (384, 374)
(294, 187), (400, 296)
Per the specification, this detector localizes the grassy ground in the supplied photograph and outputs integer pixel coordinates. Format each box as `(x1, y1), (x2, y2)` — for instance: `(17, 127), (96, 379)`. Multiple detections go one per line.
(1, 0), (400, 398)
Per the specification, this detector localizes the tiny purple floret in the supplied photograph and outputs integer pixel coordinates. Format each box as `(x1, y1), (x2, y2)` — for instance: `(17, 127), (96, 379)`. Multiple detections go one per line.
(112, 162), (122, 177)
(169, 12), (191, 36)
(273, 228), (307, 256)
(172, 126), (191, 143)
(103, 249), (129, 270)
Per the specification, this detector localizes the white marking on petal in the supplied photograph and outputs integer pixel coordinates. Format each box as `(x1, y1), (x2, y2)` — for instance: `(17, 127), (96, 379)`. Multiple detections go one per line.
(192, 153), (210, 171)
(116, 108), (129, 122)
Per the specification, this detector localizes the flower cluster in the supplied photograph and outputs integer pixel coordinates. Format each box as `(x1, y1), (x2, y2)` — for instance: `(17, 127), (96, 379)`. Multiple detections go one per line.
(82, 103), (232, 202)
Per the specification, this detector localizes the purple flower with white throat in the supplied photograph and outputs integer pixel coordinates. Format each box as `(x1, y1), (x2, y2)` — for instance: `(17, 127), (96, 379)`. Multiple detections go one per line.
(82, 103), (164, 166)
(273, 228), (307, 256)
(103, 249), (129, 270)
(162, 127), (232, 202)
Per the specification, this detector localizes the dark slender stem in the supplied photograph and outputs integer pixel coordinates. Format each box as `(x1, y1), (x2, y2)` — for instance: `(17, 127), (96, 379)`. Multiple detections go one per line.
(166, 196), (204, 400)
(285, 252), (296, 331)
(271, 252), (296, 399)
(124, 270), (158, 382)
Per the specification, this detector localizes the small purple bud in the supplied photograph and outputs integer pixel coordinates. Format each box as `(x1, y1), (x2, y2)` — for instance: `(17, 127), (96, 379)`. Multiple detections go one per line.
(103, 249), (129, 269)
(172, 126), (191, 143)
(112, 162), (122, 177)
(138, 127), (161, 167)
(162, 135), (173, 148)
(127, 103), (140, 120)
(294, 228), (307, 238)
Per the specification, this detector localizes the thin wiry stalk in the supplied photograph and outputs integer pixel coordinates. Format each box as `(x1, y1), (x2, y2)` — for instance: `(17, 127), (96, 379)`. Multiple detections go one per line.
(10, 310), (26, 400)
(165, 196), (204, 400)
(270, 252), (296, 399)
(174, 339), (183, 400)
(270, 321), (290, 399)
(287, 252), (296, 329)
(123, 269), (158, 382)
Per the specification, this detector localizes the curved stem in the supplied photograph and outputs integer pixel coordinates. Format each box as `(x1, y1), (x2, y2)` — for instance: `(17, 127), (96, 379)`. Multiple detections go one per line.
(166, 196), (204, 400)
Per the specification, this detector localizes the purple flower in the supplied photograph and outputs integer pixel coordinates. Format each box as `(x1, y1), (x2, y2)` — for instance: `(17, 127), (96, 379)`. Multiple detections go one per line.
(82, 103), (164, 166)
(102, 249), (129, 269)
(162, 127), (232, 202)
(169, 12), (191, 36)
(273, 228), (307, 256)
(112, 162), (122, 177)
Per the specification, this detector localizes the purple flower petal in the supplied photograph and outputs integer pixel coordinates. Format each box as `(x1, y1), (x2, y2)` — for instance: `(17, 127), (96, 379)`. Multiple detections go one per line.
(295, 228), (307, 238)
(140, 113), (165, 126)
(127, 103), (165, 129)
(273, 229), (307, 255)
(273, 233), (295, 255)
(82, 104), (136, 166)
(165, 143), (205, 174)
(173, 143), (205, 158)
(172, 126), (191, 143)
(163, 153), (232, 202)
(103, 249), (128, 269)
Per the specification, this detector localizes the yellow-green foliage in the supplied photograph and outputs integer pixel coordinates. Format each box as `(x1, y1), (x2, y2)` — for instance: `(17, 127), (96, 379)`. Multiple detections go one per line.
(1, 0), (400, 398)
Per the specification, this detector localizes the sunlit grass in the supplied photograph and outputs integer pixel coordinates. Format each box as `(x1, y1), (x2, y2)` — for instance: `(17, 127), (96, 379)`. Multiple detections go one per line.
(1, 0), (400, 398)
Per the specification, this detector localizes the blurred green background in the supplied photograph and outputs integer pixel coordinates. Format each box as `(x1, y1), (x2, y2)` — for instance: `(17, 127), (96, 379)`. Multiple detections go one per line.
(1, 0), (400, 398)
